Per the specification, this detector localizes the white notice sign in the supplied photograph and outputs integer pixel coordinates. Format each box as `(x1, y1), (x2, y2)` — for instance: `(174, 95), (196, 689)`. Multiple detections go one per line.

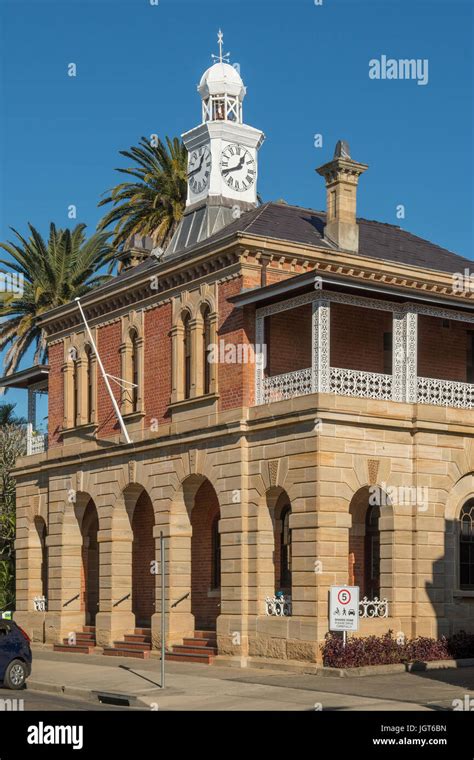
(329, 585), (359, 632)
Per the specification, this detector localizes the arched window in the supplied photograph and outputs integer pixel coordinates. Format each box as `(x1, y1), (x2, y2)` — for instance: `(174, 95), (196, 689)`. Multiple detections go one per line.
(35, 518), (48, 601)
(202, 305), (211, 395)
(85, 345), (93, 424)
(365, 503), (381, 599)
(183, 313), (191, 399)
(279, 505), (292, 591)
(130, 329), (139, 412)
(72, 352), (79, 426)
(460, 499), (474, 589)
(211, 514), (221, 590)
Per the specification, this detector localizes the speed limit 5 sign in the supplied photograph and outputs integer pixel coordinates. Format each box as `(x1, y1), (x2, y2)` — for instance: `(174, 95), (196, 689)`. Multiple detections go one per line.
(329, 585), (359, 631)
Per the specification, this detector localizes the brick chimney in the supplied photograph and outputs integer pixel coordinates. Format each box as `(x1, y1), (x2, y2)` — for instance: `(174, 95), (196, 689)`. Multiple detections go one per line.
(316, 140), (368, 253)
(117, 234), (154, 273)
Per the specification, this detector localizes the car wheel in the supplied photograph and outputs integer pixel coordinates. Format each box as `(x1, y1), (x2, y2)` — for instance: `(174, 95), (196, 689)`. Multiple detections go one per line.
(4, 659), (27, 690)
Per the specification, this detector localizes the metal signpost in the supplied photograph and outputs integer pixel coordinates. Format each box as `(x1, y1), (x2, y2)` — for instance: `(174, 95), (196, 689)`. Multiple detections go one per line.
(329, 585), (359, 647)
(160, 531), (166, 689)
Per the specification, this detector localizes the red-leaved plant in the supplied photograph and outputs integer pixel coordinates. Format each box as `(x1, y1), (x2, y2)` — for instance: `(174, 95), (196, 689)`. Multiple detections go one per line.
(322, 629), (474, 668)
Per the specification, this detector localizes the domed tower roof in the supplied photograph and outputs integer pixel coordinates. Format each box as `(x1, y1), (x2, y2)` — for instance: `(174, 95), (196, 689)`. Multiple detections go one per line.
(198, 61), (246, 101)
(197, 30), (246, 124)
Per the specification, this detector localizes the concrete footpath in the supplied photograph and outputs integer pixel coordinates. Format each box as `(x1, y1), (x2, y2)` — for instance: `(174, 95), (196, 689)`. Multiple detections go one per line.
(25, 647), (474, 711)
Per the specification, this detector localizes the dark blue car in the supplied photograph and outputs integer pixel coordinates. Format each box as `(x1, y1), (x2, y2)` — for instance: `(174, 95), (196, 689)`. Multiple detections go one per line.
(0, 619), (32, 689)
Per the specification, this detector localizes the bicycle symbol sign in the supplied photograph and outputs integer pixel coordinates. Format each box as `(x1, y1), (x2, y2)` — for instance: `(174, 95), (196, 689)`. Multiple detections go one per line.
(329, 585), (359, 632)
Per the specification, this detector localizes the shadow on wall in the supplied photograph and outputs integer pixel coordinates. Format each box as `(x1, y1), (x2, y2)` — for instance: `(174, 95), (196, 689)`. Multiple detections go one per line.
(427, 509), (474, 642)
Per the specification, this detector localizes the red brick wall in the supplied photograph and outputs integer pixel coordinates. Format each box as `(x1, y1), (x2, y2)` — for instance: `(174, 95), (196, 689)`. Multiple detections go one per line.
(418, 315), (472, 382)
(349, 535), (365, 594)
(218, 277), (256, 410)
(331, 303), (392, 373)
(48, 342), (64, 448)
(132, 491), (155, 626)
(191, 480), (220, 631)
(81, 500), (99, 622)
(96, 321), (122, 437)
(266, 304), (312, 376)
(144, 303), (172, 426)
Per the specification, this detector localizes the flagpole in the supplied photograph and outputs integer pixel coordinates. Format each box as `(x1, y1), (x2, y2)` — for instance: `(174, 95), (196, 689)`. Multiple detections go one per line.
(75, 297), (132, 445)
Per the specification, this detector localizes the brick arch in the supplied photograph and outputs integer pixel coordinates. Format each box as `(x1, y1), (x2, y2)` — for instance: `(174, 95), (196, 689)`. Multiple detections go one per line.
(350, 457), (394, 504)
(80, 498), (100, 624)
(179, 306), (193, 325)
(121, 318), (143, 344)
(191, 479), (221, 630)
(348, 485), (393, 599)
(32, 516), (48, 602)
(116, 483), (156, 626)
(167, 473), (222, 633)
(445, 473), (474, 522)
(445, 473), (474, 591)
(255, 486), (293, 612)
(130, 489), (155, 626)
(172, 447), (222, 506)
(122, 482), (148, 525)
(196, 295), (217, 321)
(58, 490), (95, 541)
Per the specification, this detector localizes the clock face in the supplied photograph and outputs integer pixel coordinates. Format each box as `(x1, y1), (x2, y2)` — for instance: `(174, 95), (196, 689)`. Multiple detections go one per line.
(220, 144), (256, 192)
(188, 145), (211, 195)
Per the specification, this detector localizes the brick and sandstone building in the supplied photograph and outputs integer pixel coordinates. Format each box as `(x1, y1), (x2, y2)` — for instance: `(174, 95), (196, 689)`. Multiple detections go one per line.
(5, 46), (474, 665)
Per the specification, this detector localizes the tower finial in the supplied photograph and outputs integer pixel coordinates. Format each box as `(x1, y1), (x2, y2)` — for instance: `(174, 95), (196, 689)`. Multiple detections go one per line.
(212, 29), (230, 64)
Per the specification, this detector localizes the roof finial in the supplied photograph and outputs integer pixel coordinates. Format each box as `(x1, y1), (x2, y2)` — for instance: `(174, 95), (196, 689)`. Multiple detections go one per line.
(334, 140), (351, 159)
(212, 29), (230, 64)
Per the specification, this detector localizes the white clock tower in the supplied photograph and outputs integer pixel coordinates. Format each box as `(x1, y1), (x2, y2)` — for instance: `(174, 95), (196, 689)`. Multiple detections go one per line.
(165, 32), (265, 257)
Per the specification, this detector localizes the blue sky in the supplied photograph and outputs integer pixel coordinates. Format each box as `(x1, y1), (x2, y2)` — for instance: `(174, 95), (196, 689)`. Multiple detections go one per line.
(0, 0), (472, 418)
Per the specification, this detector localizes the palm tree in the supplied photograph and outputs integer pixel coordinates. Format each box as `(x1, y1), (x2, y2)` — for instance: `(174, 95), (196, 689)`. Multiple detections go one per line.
(0, 403), (25, 426)
(97, 136), (188, 250)
(0, 223), (113, 377)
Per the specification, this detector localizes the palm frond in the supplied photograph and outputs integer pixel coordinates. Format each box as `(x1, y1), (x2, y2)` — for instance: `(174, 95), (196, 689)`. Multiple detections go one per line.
(97, 135), (188, 251)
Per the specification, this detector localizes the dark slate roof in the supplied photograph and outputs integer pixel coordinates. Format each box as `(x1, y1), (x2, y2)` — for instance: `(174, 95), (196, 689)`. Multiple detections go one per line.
(188, 201), (471, 275)
(81, 201), (473, 303)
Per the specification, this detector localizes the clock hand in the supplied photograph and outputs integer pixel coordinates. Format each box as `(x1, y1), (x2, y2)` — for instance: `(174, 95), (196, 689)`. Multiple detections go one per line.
(187, 153), (206, 178)
(222, 156), (246, 175)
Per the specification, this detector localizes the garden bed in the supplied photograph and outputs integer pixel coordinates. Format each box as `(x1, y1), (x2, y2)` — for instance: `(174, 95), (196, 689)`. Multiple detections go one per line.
(321, 630), (474, 669)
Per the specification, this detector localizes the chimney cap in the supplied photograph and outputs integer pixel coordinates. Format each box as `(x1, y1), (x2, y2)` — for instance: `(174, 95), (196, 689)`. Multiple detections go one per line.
(334, 140), (351, 159)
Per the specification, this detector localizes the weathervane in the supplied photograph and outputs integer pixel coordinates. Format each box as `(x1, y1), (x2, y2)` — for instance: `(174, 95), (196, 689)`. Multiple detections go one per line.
(211, 29), (230, 64)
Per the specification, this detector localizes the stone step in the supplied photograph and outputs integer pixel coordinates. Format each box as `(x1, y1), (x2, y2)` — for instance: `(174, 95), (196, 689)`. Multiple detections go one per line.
(83, 626), (96, 633)
(172, 644), (217, 656)
(113, 640), (151, 651)
(74, 633), (96, 642)
(134, 628), (151, 636)
(165, 650), (214, 664)
(103, 647), (150, 659)
(193, 630), (216, 639)
(53, 644), (95, 655)
(124, 634), (151, 644)
(182, 637), (216, 648)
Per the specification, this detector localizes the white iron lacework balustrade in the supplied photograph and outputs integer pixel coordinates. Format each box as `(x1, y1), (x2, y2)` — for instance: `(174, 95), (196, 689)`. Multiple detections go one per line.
(265, 595), (292, 616)
(262, 368), (312, 403)
(329, 368), (393, 400)
(417, 377), (474, 409)
(255, 289), (474, 409)
(359, 597), (389, 618)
